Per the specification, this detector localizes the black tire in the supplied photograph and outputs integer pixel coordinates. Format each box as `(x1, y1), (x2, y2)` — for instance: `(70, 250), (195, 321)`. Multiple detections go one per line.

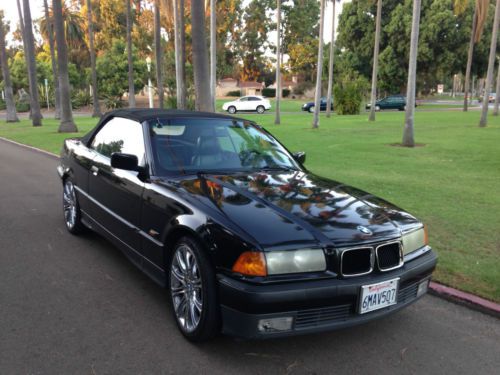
(62, 179), (86, 235)
(227, 106), (236, 114)
(168, 236), (220, 342)
(256, 105), (265, 114)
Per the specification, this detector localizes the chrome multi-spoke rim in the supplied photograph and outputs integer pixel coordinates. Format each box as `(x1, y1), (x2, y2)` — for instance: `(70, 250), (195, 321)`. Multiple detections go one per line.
(63, 182), (77, 229)
(170, 245), (203, 333)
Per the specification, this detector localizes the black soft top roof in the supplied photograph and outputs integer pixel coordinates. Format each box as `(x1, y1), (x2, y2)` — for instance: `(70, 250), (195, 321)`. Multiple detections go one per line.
(81, 108), (246, 144)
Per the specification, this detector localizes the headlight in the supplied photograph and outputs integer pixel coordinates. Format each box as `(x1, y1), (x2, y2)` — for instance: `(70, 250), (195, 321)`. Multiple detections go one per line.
(402, 226), (428, 255)
(265, 249), (326, 275)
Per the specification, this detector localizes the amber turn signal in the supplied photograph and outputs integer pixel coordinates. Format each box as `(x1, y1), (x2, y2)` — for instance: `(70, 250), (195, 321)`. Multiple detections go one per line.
(423, 224), (429, 246)
(232, 251), (267, 277)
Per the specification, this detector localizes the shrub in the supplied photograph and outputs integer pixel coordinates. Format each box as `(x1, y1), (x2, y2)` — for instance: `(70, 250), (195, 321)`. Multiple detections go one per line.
(104, 96), (124, 110)
(293, 81), (314, 96)
(16, 102), (30, 112)
(71, 90), (92, 109)
(226, 90), (240, 97)
(333, 71), (369, 115)
(262, 88), (291, 98)
(0, 99), (6, 110)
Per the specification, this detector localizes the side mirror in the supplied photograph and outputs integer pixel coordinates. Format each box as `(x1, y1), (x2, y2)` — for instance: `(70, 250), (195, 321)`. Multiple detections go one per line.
(292, 151), (306, 164)
(111, 153), (139, 171)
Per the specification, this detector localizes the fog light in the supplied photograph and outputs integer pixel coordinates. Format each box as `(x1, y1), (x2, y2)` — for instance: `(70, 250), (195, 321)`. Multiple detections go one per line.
(257, 317), (293, 333)
(417, 279), (429, 297)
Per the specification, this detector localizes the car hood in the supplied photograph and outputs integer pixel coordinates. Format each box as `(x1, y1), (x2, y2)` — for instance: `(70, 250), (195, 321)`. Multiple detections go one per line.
(175, 171), (420, 248)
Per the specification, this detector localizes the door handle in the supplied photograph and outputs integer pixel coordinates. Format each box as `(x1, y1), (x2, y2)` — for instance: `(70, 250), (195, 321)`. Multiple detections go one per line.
(91, 166), (99, 176)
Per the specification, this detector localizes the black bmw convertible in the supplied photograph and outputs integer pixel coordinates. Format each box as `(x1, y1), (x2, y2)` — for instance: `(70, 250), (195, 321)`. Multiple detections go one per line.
(57, 109), (437, 341)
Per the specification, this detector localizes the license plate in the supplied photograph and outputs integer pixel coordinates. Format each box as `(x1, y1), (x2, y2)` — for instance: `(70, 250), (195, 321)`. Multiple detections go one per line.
(359, 278), (399, 314)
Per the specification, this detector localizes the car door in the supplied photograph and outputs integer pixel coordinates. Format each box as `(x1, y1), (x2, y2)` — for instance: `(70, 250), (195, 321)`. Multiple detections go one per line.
(237, 97), (250, 111)
(87, 117), (146, 262)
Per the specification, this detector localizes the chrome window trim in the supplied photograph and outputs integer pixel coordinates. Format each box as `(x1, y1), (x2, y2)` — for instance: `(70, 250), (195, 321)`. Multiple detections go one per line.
(375, 240), (404, 272)
(340, 247), (374, 278)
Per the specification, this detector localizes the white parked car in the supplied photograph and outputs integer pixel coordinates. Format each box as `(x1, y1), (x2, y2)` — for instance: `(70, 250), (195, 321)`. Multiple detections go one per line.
(222, 96), (271, 114)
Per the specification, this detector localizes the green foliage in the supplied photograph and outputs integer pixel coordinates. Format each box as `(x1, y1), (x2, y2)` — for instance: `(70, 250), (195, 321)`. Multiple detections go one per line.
(262, 88), (290, 98)
(96, 39), (147, 100)
(15, 102), (30, 112)
(103, 96), (125, 110)
(333, 71), (369, 115)
(336, 0), (493, 94)
(0, 99), (6, 110)
(293, 81), (314, 96)
(71, 90), (92, 109)
(226, 90), (241, 97)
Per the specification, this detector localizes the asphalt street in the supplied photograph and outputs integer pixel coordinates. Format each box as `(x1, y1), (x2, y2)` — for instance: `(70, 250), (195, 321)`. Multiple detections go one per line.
(0, 138), (499, 375)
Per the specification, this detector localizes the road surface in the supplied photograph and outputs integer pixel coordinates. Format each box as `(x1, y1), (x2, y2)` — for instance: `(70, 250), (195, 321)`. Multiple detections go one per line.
(0, 138), (498, 374)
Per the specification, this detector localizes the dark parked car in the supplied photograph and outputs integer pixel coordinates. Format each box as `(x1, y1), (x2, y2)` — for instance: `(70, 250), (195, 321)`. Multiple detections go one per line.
(366, 95), (411, 111)
(58, 109), (437, 341)
(302, 97), (334, 113)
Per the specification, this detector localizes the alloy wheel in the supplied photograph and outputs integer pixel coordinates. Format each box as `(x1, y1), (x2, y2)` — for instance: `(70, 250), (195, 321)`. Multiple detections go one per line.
(63, 181), (77, 230)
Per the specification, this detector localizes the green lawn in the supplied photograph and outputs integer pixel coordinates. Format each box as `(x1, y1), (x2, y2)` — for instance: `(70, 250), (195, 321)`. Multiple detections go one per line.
(1, 110), (499, 302)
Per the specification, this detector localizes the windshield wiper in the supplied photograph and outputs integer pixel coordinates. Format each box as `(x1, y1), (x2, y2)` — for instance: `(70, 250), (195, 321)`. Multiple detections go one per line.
(260, 165), (300, 172)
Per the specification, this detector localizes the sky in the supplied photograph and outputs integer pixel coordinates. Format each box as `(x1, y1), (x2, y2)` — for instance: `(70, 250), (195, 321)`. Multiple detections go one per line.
(0, 0), (349, 50)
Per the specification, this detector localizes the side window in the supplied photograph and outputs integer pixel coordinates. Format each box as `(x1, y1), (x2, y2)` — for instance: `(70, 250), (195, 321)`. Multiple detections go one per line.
(249, 97), (260, 101)
(91, 117), (146, 166)
(239, 97), (248, 102)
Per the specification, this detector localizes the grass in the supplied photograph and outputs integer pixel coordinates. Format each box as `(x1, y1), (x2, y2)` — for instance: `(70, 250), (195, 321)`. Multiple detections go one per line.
(1, 109), (499, 302)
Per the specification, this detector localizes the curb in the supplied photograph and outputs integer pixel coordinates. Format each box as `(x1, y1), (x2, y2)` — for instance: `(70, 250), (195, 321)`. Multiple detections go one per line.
(0, 136), (58, 159)
(1, 136), (499, 319)
(429, 281), (500, 319)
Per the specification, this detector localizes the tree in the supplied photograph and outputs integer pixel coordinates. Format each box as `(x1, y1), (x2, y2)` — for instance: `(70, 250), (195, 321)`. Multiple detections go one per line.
(43, 0), (61, 119)
(210, 0), (217, 109)
(126, 0), (136, 107)
(53, 0), (78, 132)
(493, 56), (500, 115)
(0, 14), (19, 122)
(312, 0), (326, 129)
(173, 0), (186, 109)
(154, 0), (164, 108)
(326, 0), (338, 118)
(402, 0), (422, 147)
(21, 0), (43, 126)
(479, 0), (500, 127)
(456, 0), (489, 111)
(191, 0), (214, 111)
(275, 0), (282, 125)
(368, 0), (382, 121)
(86, 0), (101, 117)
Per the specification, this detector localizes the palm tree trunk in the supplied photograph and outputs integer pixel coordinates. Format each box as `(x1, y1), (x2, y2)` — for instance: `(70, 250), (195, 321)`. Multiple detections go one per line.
(274, 0), (281, 125)
(43, 0), (61, 120)
(154, 0), (164, 109)
(16, 0), (31, 119)
(326, 0), (336, 119)
(53, 0), (78, 132)
(0, 16), (19, 122)
(210, 0), (217, 111)
(22, 0), (43, 126)
(493, 61), (500, 115)
(173, 0), (186, 109)
(463, 3), (477, 112)
(126, 0), (136, 107)
(312, 0), (326, 129)
(402, 0), (422, 147)
(191, 0), (213, 112)
(479, 0), (500, 127)
(369, 0), (382, 122)
(86, 0), (101, 117)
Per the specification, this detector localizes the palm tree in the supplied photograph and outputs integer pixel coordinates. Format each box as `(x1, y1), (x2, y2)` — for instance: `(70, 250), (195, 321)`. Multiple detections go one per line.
(191, 0), (213, 112)
(210, 0), (217, 110)
(402, 0), (422, 147)
(326, 0), (338, 119)
(173, 0), (186, 109)
(479, 0), (500, 127)
(21, 0), (43, 126)
(15, 0), (30, 115)
(455, 0), (489, 111)
(154, 0), (164, 108)
(275, 0), (282, 125)
(0, 15), (19, 122)
(53, 0), (78, 133)
(368, 0), (382, 122)
(43, 0), (61, 119)
(86, 0), (101, 117)
(493, 57), (500, 115)
(312, 0), (326, 129)
(126, 0), (136, 107)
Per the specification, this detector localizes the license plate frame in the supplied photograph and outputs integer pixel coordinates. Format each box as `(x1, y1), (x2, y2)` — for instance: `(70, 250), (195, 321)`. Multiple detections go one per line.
(359, 278), (400, 314)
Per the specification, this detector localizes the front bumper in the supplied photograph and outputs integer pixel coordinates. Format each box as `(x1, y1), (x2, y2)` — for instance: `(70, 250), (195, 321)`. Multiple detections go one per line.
(218, 249), (437, 338)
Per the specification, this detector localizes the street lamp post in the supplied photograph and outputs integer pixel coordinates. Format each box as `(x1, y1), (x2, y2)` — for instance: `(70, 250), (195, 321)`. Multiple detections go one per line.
(146, 56), (153, 108)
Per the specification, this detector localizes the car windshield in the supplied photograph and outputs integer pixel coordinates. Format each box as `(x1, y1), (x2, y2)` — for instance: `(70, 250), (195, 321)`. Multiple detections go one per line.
(148, 118), (300, 175)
